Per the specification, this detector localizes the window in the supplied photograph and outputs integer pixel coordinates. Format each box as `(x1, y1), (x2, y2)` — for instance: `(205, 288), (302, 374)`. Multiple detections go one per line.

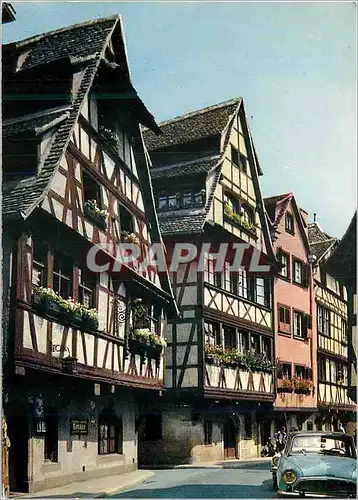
(306, 421), (313, 431)
(293, 311), (305, 338)
(223, 261), (231, 292)
(82, 170), (101, 206)
(293, 259), (303, 285)
(262, 337), (272, 360)
(32, 242), (48, 287)
(143, 413), (162, 441)
(132, 300), (160, 334)
(250, 333), (260, 353)
(239, 154), (247, 173)
(44, 408), (58, 462)
(279, 306), (291, 334)
(168, 193), (180, 210)
(244, 413), (252, 439)
(158, 193), (168, 211)
(285, 213), (294, 234)
(237, 269), (248, 298)
(156, 190), (205, 212)
(224, 326), (236, 350)
(119, 205), (134, 233)
(78, 268), (96, 309)
(183, 191), (194, 208)
(231, 145), (239, 166)
(239, 331), (249, 353)
(204, 421), (213, 445)
(278, 251), (290, 279)
(342, 320), (348, 343)
(205, 322), (221, 346)
(326, 274), (340, 295)
(98, 408), (123, 454)
(204, 253), (215, 285)
(255, 278), (271, 308)
(319, 358), (326, 380)
(295, 365), (306, 378)
(53, 253), (73, 299)
(278, 362), (292, 379)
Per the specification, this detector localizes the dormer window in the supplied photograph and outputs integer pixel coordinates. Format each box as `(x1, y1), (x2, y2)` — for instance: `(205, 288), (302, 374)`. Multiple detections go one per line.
(285, 213), (294, 234)
(156, 189), (205, 212)
(3, 135), (39, 181)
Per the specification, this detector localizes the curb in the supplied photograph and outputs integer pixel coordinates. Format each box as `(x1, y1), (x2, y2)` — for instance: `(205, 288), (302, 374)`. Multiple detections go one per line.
(96, 471), (154, 497)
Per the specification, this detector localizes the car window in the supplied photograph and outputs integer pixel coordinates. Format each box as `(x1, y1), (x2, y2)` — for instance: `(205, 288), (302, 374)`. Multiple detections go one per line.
(290, 436), (355, 458)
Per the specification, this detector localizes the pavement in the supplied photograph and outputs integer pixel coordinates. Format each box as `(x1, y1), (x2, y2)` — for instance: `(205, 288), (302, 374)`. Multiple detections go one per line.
(13, 458), (272, 498)
(12, 470), (154, 498)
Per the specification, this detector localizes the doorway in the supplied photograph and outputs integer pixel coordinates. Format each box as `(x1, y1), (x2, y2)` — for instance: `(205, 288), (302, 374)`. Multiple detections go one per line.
(224, 419), (237, 459)
(8, 412), (29, 493)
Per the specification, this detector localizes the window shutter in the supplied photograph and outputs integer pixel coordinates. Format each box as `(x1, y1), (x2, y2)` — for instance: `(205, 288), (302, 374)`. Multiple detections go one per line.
(307, 367), (313, 380)
(286, 308), (291, 325)
(302, 314), (308, 338)
(307, 314), (312, 330)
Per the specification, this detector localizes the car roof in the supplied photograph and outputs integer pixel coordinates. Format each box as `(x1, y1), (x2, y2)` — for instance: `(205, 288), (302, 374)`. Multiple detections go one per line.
(288, 431), (350, 438)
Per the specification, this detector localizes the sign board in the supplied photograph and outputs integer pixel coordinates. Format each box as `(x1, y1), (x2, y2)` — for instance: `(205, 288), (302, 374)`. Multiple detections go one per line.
(70, 419), (89, 436)
(94, 383), (100, 396)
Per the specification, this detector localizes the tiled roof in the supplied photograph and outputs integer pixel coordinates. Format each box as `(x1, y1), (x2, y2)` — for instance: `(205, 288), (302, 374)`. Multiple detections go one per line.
(3, 107), (71, 138)
(159, 214), (207, 235)
(264, 192), (293, 226)
(2, 15), (158, 219)
(325, 212), (356, 279)
(143, 98), (241, 151)
(308, 222), (337, 260)
(150, 155), (220, 180)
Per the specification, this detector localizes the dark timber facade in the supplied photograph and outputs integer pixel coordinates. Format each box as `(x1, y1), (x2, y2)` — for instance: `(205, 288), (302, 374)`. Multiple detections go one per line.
(142, 99), (280, 464)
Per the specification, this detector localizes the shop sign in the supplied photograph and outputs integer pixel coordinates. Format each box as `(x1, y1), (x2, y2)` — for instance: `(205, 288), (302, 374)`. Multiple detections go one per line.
(70, 419), (89, 435)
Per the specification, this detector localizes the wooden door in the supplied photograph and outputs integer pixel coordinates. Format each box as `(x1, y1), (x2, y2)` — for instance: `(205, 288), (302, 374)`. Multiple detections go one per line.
(224, 419), (237, 459)
(9, 413), (29, 493)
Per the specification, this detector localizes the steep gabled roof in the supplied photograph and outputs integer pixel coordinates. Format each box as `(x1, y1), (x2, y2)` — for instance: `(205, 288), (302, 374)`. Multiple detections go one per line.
(143, 98), (241, 151)
(264, 192), (293, 227)
(325, 212), (357, 282)
(2, 15), (159, 219)
(307, 222), (337, 262)
(151, 155), (220, 180)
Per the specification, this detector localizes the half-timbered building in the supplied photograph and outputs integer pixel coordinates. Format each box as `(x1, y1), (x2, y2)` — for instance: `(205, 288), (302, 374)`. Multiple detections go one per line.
(2, 16), (177, 493)
(325, 212), (357, 434)
(264, 193), (317, 432)
(308, 220), (356, 432)
(142, 99), (280, 465)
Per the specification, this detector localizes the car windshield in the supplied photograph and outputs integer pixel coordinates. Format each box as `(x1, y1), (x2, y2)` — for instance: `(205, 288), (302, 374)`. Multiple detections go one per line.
(290, 435), (356, 458)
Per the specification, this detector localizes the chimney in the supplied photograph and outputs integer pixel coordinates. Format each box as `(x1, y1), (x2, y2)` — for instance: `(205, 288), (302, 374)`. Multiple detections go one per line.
(313, 213), (317, 223)
(299, 208), (308, 228)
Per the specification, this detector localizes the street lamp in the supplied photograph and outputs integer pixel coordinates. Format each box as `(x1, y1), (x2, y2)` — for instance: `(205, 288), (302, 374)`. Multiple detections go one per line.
(308, 253), (317, 266)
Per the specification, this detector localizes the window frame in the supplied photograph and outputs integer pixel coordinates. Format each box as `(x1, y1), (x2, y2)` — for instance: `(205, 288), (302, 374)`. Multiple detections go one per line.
(32, 242), (48, 287)
(278, 305), (291, 334)
(285, 212), (294, 235)
(44, 408), (58, 463)
(98, 409), (123, 455)
(53, 252), (73, 300)
(293, 310), (306, 339)
(278, 251), (290, 280)
(292, 258), (304, 285)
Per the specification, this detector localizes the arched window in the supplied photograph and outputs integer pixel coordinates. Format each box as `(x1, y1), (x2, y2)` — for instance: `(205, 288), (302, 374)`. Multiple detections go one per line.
(98, 408), (123, 455)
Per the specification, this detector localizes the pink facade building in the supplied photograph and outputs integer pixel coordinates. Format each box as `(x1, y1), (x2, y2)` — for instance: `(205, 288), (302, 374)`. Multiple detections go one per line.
(265, 193), (317, 432)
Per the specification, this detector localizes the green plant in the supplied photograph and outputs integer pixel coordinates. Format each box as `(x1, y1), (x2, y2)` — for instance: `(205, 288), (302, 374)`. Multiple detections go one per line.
(293, 377), (313, 393)
(84, 199), (108, 219)
(133, 328), (151, 341)
(121, 231), (140, 245)
(224, 202), (255, 231)
(205, 344), (275, 373)
(278, 378), (294, 391)
(34, 286), (60, 302)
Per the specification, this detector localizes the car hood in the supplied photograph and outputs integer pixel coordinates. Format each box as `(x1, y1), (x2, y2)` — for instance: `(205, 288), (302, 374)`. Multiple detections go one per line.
(283, 455), (356, 479)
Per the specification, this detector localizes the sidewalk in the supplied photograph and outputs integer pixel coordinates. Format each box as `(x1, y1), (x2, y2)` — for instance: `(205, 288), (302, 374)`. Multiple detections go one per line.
(13, 470), (153, 498)
(148, 456), (271, 469)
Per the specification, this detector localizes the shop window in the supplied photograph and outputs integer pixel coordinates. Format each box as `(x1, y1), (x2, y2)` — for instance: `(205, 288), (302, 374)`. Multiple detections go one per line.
(32, 241), (48, 287)
(98, 408), (123, 455)
(204, 421), (213, 445)
(44, 408), (58, 462)
(78, 268), (96, 309)
(143, 413), (162, 441)
(53, 252), (73, 299)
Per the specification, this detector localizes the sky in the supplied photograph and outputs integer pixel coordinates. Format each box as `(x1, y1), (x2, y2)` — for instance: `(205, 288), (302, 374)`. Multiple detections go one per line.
(2, 1), (356, 238)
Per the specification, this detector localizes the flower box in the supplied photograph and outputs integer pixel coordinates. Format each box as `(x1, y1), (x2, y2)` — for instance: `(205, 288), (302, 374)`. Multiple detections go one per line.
(277, 379), (294, 392)
(32, 292), (61, 315)
(293, 378), (313, 394)
(84, 204), (107, 231)
(82, 314), (99, 330)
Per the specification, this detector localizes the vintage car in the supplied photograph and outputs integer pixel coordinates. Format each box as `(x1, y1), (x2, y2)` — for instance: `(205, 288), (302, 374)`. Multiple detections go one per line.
(271, 451), (282, 488)
(276, 431), (357, 498)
